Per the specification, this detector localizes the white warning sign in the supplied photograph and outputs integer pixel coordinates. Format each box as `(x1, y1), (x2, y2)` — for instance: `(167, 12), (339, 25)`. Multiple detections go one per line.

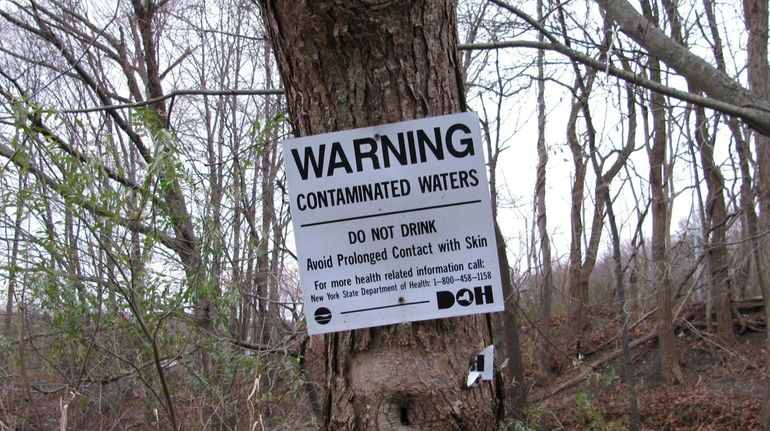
(283, 112), (504, 335)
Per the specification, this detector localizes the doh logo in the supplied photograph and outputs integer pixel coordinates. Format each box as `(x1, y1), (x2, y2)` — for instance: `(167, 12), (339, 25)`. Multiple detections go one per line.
(436, 285), (494, 309)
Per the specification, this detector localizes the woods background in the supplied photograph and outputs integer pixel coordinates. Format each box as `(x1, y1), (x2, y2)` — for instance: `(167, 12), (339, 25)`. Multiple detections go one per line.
(0, 0), (768, 429)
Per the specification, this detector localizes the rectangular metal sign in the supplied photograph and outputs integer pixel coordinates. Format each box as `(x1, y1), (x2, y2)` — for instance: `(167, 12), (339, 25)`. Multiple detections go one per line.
(283, 112), (504, 335)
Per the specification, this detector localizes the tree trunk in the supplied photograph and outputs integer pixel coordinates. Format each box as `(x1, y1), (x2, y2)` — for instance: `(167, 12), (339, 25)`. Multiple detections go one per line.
(534, 0), (555, 376)
(565, 76), (589, 336)
(704, 0), (757, 297)
(597, 150), (641, 431)
(648, 80), (683, 385)
(744, 0), (770, 427)
(693, 103), (736, 345)
(492, 223), (527, 420)
(258, 1), (502, 429)
(557, 5), (612, 340)
(663, 0), (735, 346)
(638, 0), (683, 386)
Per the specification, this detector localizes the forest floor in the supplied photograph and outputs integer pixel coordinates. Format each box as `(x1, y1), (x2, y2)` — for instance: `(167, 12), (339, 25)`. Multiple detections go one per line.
(521, 301), (766, 430)
(2, 301), (765, 429)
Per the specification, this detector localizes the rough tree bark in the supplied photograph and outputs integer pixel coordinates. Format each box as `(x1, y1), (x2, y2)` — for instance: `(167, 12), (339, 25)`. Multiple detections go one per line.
(257, 1), (513, 429)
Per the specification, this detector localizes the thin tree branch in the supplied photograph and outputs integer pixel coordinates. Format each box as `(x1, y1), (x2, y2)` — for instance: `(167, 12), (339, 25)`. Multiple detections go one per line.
(45, 87), (285, 114)
(459, 40), (770, 130)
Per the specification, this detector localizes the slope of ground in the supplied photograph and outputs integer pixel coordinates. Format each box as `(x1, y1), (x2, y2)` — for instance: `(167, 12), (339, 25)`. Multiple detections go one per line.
(521, 302), (765, 430)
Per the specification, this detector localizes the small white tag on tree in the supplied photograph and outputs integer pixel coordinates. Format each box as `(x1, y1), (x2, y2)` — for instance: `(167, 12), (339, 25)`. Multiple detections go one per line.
(467, 344), (494, 387)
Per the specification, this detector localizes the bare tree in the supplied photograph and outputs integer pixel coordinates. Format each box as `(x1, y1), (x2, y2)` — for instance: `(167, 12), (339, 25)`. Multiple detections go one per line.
(743, 0), (770, 426)
(0, 0), (296, 427)
(662, 0), (735, 345)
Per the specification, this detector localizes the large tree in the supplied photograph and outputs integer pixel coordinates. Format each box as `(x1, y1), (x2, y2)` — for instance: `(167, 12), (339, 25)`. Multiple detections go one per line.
(256, 1), (518, 429)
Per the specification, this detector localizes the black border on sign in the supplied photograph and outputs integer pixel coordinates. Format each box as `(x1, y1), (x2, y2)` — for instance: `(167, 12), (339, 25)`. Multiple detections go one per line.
(300, 199), (482, 228)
